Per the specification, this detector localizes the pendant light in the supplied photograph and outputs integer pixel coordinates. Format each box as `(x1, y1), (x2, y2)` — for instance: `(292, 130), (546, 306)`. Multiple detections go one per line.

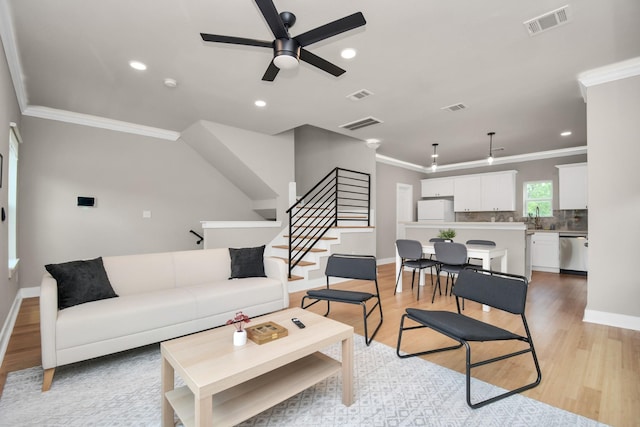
(431, 143), (439, 172)
(487, 132), (495, 164)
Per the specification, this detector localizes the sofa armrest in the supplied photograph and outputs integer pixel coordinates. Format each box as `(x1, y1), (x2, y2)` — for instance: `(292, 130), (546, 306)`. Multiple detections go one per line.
(264, 256), (289, 308)
(40, 274), (59, 369)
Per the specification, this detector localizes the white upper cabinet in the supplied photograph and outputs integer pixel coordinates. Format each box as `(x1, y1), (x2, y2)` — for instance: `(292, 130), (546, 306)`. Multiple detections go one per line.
(421, 177), (454, 197)
(481, 171), (516, 211)
(557, 163), (588, 210)
(453, 175), (482, 211)
(454, 171), (516, 212)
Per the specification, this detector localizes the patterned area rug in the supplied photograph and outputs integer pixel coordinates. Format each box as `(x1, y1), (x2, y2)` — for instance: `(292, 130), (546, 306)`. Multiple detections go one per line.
(0, 337), (606, 426)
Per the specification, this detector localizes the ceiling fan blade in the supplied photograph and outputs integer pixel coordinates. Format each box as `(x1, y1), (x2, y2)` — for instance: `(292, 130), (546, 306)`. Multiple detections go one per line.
(255, 0), (288, 39)
(262, 61), (280, 81)
(299, 48), (345, 77)
(200, 33), (272, 48)
(294, 12), (366, 47)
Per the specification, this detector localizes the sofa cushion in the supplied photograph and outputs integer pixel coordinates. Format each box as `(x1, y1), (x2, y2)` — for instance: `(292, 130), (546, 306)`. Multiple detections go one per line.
(102, 252), (176, 296)
(229, 245), (266, 279)
(185, 277), (283, 319)
(55, 288), (196, 350)
(173, 248), (231, 288)
(45, 257), (118, 310)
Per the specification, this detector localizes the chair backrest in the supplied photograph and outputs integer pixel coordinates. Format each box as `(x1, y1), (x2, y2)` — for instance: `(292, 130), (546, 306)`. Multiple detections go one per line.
(395, 239), (423, 260)
(434, 242), (467, 265)
(466, 239), (496, 247)
(325, 253), (377, 281)
(453, 268), (528, 314)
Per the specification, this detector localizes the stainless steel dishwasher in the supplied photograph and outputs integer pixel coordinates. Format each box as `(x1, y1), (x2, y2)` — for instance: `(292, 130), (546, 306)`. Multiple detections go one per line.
(559, 235), (588, 275)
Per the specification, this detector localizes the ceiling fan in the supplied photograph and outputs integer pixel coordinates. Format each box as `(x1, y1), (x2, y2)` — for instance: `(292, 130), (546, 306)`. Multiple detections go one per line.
(200, 0), (366, 81)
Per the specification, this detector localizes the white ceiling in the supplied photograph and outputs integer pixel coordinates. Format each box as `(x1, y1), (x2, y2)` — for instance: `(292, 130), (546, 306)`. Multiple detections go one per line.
(3, 0), (640, 167)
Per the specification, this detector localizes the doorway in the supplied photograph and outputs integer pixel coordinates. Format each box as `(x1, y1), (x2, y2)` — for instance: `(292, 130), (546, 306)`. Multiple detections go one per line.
(396, 183), (413, 239)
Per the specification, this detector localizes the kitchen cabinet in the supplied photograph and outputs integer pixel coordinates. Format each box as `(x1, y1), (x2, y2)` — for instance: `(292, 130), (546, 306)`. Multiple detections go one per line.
(453, 171), (516, 212)
(481, 171), (516, 211)
(421, 177), (454, 197)
(454, 175), (482, 212)
(531, 232), (559, 273)
(557, 163), (588, 210)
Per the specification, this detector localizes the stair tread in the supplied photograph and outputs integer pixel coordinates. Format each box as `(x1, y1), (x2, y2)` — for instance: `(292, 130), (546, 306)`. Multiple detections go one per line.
(272, 245), (327, 252)
(273, 257), (315, 267)
(284, 235), (338, 240)
(288, 275), (304, 282)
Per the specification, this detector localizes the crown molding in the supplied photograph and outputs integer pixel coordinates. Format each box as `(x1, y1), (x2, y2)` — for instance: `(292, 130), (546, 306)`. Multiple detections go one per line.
(23, 106), (180, 141)
(0, 0), (28, 111)
(578, 57), (640, 102)
(377, 146), (587, 175)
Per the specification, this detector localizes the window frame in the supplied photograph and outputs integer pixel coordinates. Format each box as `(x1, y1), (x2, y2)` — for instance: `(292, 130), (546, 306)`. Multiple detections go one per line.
(523, 180), (553, 218)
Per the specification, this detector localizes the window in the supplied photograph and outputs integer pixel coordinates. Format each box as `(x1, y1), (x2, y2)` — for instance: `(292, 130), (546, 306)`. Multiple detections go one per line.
(8, 125), (19, 277)
(523, 180), (552, 217)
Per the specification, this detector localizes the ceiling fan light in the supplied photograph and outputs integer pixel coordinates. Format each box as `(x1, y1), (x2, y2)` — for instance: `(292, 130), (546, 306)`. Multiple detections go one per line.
(273, 54), (299, 70)
(487, 155), (494, 164)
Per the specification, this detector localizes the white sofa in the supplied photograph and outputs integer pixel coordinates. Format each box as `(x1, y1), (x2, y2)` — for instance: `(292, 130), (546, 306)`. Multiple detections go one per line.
(39, 248), (288, 391)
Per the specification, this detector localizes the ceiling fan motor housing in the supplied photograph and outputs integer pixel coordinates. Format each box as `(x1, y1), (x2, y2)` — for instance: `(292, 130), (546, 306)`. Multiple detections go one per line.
(274, 38), (301, 68)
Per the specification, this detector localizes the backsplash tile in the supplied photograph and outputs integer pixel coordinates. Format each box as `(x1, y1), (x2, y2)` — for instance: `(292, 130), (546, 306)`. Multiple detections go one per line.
(455, 209), (588, 231)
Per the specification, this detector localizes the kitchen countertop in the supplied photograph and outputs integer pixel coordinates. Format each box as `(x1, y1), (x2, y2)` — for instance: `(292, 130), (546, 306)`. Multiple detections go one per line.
(526, 229), (588, 236)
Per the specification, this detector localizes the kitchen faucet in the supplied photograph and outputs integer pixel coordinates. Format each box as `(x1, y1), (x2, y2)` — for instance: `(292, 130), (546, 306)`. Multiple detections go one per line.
(534, 206), (541, 229)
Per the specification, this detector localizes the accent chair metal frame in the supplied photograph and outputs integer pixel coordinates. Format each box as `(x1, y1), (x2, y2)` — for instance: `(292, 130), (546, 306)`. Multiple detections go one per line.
(396, 267), (542, 408)
(301, 253), (382, 346)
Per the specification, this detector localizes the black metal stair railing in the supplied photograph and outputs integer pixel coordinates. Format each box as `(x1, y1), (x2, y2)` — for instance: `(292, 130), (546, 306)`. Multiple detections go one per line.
(285, 167), (370, 278)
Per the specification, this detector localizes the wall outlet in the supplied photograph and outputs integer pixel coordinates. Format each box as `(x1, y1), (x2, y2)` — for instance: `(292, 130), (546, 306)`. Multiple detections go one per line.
(142, 210), (152, 219)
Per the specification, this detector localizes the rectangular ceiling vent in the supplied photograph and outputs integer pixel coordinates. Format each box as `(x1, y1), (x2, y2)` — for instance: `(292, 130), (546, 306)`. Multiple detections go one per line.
(440, 103), (468, 112)
(339, 116), (383, 131)
(346, 89), (374, 101)
(524, 5), (571, 36)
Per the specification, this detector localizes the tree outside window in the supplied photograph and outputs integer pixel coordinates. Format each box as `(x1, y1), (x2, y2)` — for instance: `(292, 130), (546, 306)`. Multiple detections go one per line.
(524, 181), (553, 217)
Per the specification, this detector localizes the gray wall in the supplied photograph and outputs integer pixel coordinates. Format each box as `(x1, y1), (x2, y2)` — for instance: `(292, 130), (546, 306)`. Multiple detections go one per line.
(0, 36), (22, 337)
(375, 162), (425, 260)
(586, 74), (640, 320)
(17, 117), (293, 287)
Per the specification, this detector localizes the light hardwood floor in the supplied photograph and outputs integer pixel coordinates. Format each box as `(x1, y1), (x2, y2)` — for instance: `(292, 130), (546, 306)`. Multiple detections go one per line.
(1, 265), (638, 426)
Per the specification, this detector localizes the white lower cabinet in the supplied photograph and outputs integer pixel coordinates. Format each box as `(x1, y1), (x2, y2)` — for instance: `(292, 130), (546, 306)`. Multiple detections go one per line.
(531, 232), (559, 273)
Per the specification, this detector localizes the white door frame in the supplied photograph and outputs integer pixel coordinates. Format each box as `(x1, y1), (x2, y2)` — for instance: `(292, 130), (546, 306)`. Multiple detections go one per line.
(396, 183), (413, 239)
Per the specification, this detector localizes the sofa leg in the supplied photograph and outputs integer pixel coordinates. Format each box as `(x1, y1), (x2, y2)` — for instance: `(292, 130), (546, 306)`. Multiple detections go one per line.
(42, 368), (55, 392)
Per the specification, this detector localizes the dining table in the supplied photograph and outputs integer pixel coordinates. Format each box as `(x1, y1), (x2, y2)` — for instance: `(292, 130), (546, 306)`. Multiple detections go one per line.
(395, 242), (508, 311)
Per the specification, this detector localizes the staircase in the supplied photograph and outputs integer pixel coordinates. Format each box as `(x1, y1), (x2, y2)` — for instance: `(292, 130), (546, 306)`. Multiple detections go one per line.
(268, 168), (372, 284)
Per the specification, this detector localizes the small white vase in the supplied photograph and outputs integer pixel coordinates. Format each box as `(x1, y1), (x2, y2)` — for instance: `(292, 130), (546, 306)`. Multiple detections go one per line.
(233, 330), (247, 346)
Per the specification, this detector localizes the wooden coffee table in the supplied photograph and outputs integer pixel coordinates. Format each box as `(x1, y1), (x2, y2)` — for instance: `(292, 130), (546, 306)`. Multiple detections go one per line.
(161, 307), (354, 427)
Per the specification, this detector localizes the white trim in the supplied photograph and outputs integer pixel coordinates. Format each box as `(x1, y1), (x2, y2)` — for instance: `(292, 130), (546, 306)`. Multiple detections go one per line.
(23, 106), (181, 141)
(0, 0), (28, 111)
(578, 56), (640, 101)
(201, 221), (283, 229)
(583, 309), (640, 332)
(403, 221), (526, 232)
(20, 286), (41, 298)
(377, 146), (587, 174)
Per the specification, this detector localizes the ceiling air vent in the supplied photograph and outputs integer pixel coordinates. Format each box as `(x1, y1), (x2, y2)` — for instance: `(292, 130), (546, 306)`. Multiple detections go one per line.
(339, 116), (383, 131)
(346, 89), (374, 101)
(440, 103), (468, 112)
(524, 5), (571, 36)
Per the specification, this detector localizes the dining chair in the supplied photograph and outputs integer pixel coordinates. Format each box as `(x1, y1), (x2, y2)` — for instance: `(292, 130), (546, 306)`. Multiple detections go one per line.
(465, 239), (496, 267)
(432, 242), (468, 304)
(395, 239), (438, 300)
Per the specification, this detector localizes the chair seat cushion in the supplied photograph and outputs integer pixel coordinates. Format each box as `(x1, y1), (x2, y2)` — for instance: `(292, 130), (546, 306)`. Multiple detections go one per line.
(307, 288), (373, 303)
(406, 308), (520, 342)
(404, 259), (437, 269)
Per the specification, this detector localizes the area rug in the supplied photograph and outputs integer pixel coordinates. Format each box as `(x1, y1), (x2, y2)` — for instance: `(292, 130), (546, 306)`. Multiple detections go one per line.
(0, 337), (606, 427)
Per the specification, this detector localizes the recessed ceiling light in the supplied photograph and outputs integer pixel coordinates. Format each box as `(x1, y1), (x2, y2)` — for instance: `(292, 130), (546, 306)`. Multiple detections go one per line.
(164, 78), (178, 88)
(341, 48), (357, 59)
(561, 131), (572, 136)
(129, 60), (147, 71)
(254, 100), (267, 107)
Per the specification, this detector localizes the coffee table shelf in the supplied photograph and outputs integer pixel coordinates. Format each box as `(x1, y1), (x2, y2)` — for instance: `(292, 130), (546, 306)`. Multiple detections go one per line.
(166, 351), (340, 426)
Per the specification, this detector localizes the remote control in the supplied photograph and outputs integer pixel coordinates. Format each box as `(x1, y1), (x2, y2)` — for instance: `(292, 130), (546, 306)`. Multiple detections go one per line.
(291, 317), (306, 329)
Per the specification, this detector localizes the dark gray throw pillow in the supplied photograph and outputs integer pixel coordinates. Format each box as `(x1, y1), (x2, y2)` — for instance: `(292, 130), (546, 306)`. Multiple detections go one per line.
(45, 257), (118, 310)
(229, 245), (266, 279)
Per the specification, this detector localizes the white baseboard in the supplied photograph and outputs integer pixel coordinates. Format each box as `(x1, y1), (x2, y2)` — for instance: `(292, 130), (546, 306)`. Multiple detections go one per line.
(583, 309), (640, 331)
